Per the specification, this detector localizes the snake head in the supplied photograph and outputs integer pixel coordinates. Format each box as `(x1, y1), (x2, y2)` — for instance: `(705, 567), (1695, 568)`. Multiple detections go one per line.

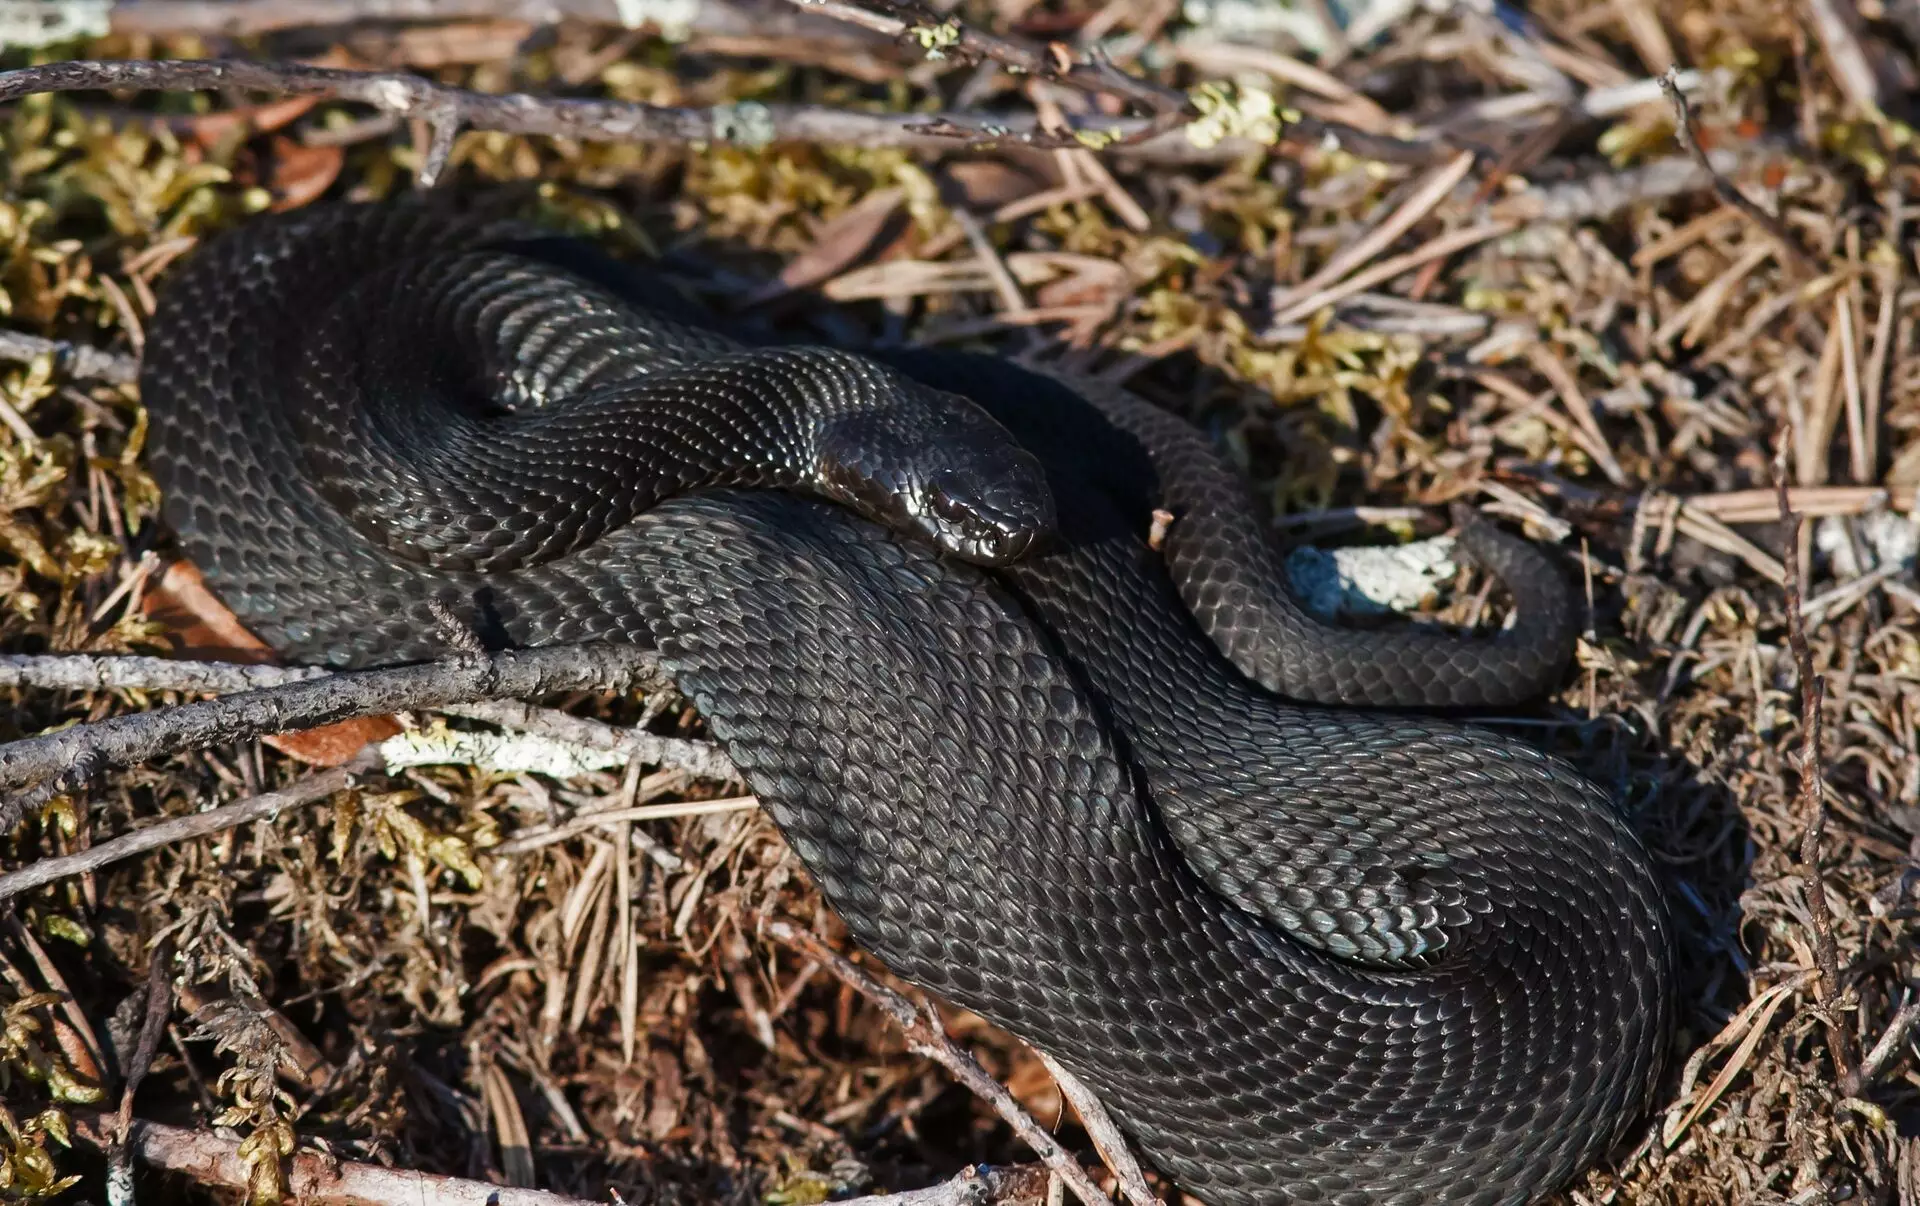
(816, 402), (1057, 568)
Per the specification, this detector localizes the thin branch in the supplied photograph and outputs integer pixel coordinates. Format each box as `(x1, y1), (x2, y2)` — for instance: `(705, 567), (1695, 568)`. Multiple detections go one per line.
(0, 330), (140, 386)
(835, 1165), (1052, 1206)
(0, 58), (1259, 162)
(102, 0), (861, 40)
(0, 644), (664, 828)
(764, 919), (1117, 1206)
(1848, 994), (1920, 1095)
(783, 0), (1189, 120)
(1773, 437), (1855, 1087)
(0, 654), (327, 694)
(1658, 68), (1817, 277)
(0, 753), (378, 904)
(74, 1110), (610, 1206)
(1035, 1052), (1159, 1206)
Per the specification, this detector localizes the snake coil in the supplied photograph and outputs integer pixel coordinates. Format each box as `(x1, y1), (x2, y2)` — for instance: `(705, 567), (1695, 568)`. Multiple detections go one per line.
(141, 199), (1675, 1206)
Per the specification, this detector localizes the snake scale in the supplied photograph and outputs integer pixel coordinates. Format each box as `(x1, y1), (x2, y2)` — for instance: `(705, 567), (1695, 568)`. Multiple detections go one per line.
(140, 199), (1675, 1206)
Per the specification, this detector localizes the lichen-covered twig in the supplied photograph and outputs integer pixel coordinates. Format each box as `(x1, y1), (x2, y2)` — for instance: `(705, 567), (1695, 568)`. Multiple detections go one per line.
(443, 699), (735, 782)
(0, 654), (326, 694)
(0, 644), (665, 830)
(0, 330), (140, 386)
(783, 0), (1190, 123)
(764, 919), (1118, 1206)
(0, 57), (1262, 167)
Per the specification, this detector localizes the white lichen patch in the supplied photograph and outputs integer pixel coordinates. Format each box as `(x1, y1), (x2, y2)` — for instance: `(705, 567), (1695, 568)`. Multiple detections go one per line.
(1286, 535), (1459, 619)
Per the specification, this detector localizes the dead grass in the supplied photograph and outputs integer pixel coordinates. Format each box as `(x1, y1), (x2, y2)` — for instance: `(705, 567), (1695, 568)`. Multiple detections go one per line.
(3, 0), (1920, 1201)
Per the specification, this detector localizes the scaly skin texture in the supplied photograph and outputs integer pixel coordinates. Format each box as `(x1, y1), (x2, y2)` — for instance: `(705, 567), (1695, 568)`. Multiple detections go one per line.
(139, 199), (1675, 1206)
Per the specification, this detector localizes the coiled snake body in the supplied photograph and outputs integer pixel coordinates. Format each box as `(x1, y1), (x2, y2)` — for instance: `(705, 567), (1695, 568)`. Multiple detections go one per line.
(141, 200), (1675, 1206)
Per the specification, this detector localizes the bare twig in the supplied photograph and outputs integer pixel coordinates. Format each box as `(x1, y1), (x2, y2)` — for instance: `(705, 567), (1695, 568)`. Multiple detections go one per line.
(783, 0), (1189, 121)
(1774, 437), (1855, 1087)
(0, 753), (378, 904)
(0, 654), (327, 694)
(0, 58), (1259, 162)
(0, 644), (664, 828)
(74, 1110), (609, 1206)
(836, 1166), (1053, 1206)
(764, 919), (1117, 1206)
(101, 0), (860, 39)
(1849, 995), (1920, 1095)
(1657, 69), (1817, 277)
(1035, 1052), (1159, 1206)
(0, 330), (140, 386)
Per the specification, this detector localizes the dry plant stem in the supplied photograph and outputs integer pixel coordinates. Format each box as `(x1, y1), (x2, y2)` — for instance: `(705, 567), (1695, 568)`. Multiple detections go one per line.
(74, 1110), (608, 1206)
(764, 919), (1117, 1206)
(0, 643), (664, 824)
(1657, 69), (1816, 277)
(1773, 451), (1855, 1087)
(1035, 1051), (1159, 1206)
(0, 330), (140, 385)
(0, 59), (1257, 162)
(0, 752), (378, 904)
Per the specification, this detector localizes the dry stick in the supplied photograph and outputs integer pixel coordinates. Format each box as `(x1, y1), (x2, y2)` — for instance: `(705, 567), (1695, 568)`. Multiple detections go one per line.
(0, 643), (664, 827)
(1850, 996), (1920, 1095)
(0, 330), (140, 385)
(1, 653), (735, 779)
(108, 940), (177, 1200)
(1773, 439), (1856, 1089)
(1657, 68), (1817, 278)
(783, 0), (1189, 123)
(836, 1165), (1052, 1206)
(764, 919), (1119, 1206)
(1035, 1052), (1159, 1206)
(0, 58), (1259, 163)
(0, 653), (327, 694)
(785, 0), (1450, 166)
(0, 753), (378, 904)
(105, 0), (861, 39)
(74, 1110), (609, 1206)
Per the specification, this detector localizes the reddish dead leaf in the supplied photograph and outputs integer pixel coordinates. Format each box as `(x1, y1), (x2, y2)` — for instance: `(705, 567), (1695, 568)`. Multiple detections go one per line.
(268, 137), (345, 212)
(142, 561), (276, 663)
(182, 95), (322, 150)
(140, 561), (402, 765)
(263, 715), (401, 767)
(747, 188), (907, 305)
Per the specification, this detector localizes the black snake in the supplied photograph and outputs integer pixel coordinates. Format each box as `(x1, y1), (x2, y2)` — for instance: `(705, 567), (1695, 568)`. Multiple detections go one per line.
(139, 199), (1675, 1206)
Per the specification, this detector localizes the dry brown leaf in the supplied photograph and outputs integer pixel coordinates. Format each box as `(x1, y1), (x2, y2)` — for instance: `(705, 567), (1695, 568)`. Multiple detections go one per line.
(139, 561), (402, 765)
(182, 95), (323, 150)
(748, 187), (908, 304)
(267, 137), (345, 213)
